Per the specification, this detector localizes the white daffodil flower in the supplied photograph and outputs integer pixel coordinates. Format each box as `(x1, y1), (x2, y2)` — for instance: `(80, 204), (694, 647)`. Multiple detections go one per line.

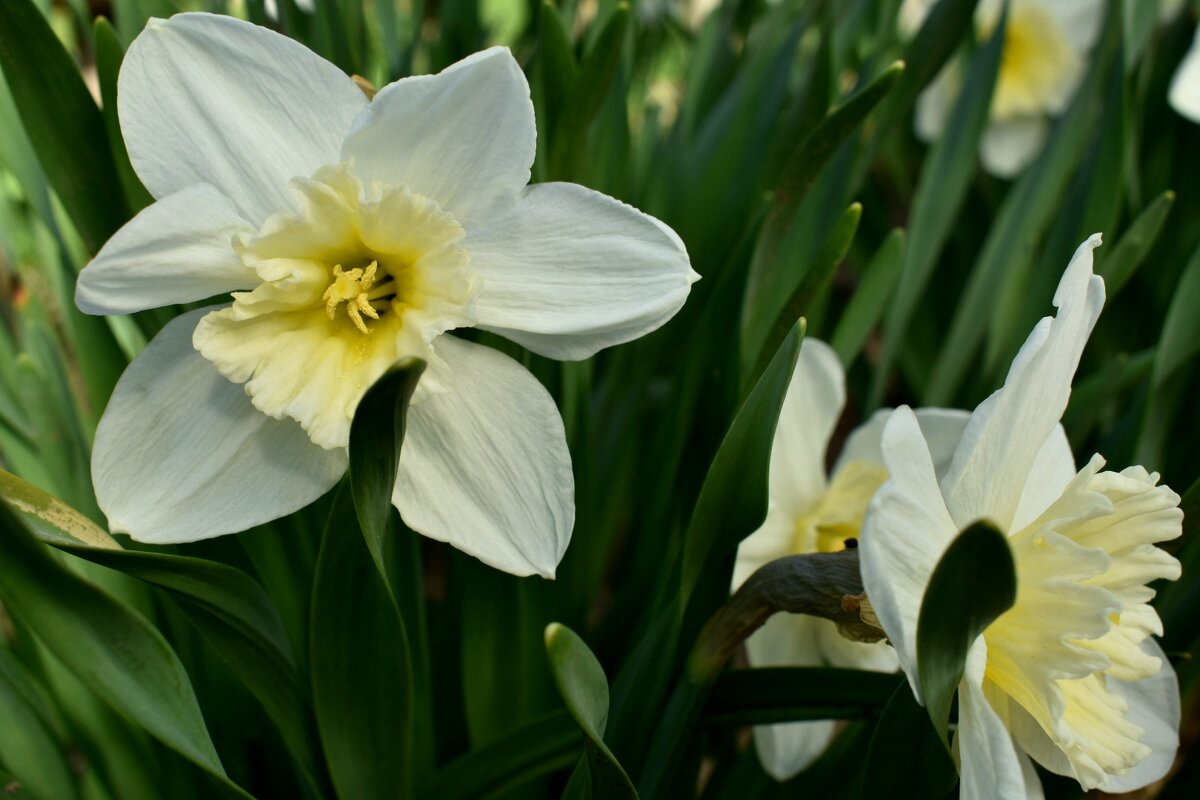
(76, 13), (697, 578)
(902, 0), (1105, 177)
(859, 235), (1182, 798)
(732, 337), (969, 780)
(1170, 25), (1200, 123)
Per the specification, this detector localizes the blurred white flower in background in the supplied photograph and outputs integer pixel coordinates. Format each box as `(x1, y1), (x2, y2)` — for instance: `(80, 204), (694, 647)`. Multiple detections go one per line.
(76, 14), (696, 578)
(732, 337), (968, 780)
(1170, 25), (1200, 122)
(263, 0), (314, 21)
(900, 0), (1105, 177)
(860, 235), (1182, 797)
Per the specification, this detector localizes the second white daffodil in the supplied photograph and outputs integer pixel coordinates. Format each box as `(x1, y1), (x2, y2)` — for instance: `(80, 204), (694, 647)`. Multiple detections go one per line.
(860, 235), (1182, 797)
(733, 337), (969, 780)
(76, 13), (697, 577)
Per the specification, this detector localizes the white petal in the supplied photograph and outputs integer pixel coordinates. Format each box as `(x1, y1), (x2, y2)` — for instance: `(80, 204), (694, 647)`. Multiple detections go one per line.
(915, 64), (960, 143)
(393, 335), (574, 578)
(939, 235), (1104, 531)
(1100, 639), (1181, 793)
(464, 182), (697, 360)
(119, 13), (367, 224)
(834, 407), (969, 478)
(342, 47), (535, 227)
(1041, 0), (1107, 53)
(1011, 424), (1076, 532)
(813, 621), (900, 674)
(957, 643), (1032, 800)
(743, 613), (839, 780)
(858, 406), (958, 700)
(766, 338), (844, 519)
(77, 184), (255, 315)
(980, 116), (1048, 178)
(751, 718), (838, 781)
(92, 309), (346, 543)
(1020, 751), (1047, 799)
(1169, 26), (1200, 123)
(732, 509), (795, 589)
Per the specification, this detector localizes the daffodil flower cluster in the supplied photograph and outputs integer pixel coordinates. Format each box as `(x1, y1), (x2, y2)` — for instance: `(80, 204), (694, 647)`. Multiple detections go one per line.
(76, 13), (697, 578)
(741, 238), (1183, 796)
(858, 236), (1181, 796)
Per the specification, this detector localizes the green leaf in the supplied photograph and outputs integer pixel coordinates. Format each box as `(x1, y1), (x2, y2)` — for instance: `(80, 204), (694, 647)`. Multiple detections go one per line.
(861, 682), (957, 799)
(915, 521), (1016, 745)
(93, 17), (154, 213)
(743, 202), (860, 387)
(0, 0), (131, 253)
(535, 0), (578, 151)
(552, 3), (629, 178)
(1098, 190), (1175, 302)
(679, 322), (803, 607)
(348, 359), (425, 579)
(703, 667), (901, 727)
(925, 11), (1118, 406)
(870, 8), (1007, 407)
(831, 228), (906, 366)
(873, 0), (980, 140)
(1153, 475), (1200, 650)
(417, 710), (582, 800)
(1151, 238), (1200, 387)
(0, 652), (79, 800)
(740, 62), (902, 353)
(545, 623), (638, 798)
(310, 484), (414, 799)
(0, 501), (249, 799)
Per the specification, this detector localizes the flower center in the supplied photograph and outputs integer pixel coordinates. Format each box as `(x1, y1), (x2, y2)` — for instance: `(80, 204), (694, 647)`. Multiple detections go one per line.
(792, 460), (889, 554)
(193, 161), (477, 450)
(982, 3), (1080, 120)
(322, 261), (398, 333)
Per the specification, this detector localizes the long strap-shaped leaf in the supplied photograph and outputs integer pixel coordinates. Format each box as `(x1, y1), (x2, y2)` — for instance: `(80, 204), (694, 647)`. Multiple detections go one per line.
(0, 500), (252, 799)
(0, 468), (325, 796)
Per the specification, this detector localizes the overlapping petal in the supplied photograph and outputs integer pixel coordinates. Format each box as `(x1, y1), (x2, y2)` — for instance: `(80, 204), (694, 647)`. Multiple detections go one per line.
(858, 406), (958, 699)
(834, 407), (970, 477)
(341, 47), (536, 227)
(393, 335), (574, 578)
(465, 182), (697, 360)
(957, 645), (1035, 800)
(939, 234), (1104, 531)
(119, 12), (367, 223)
(92, 309), (346, 543)
(765, 338), (845, 519)
(76, 183), (255, 315)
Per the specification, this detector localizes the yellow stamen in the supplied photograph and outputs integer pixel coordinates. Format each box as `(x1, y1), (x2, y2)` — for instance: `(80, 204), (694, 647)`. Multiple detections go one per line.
(323, 261), (382, 334)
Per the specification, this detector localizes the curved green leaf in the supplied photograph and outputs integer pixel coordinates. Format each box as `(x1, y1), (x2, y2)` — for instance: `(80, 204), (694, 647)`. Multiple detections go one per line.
(680, 321), (803, 609)
(0, 501), (249, 799)
(545, 623), (637, 799)
(348, 358), (425, 578)
(915, 521), (1016, 745)
(310, 484), (414, 799)
(1, 467), (323, 793)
